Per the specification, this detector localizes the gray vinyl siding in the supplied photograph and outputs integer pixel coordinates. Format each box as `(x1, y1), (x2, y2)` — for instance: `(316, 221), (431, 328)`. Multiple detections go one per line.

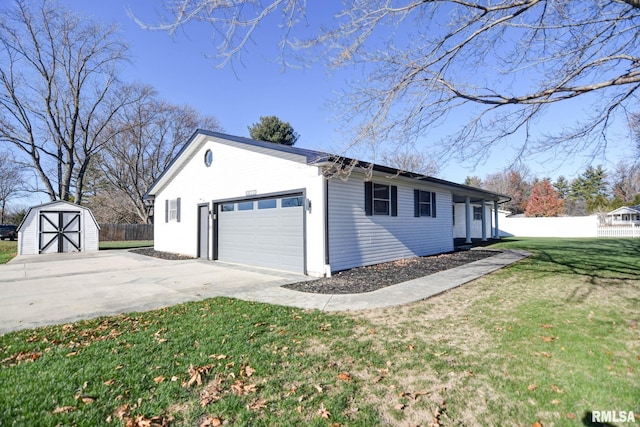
(328, 177), (454, 272)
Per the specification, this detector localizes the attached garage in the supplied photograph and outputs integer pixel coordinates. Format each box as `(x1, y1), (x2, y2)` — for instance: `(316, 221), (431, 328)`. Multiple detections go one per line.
(17, 201), (100, 255)
(214, 192), (306, 274)
(145, 130), (509, 277)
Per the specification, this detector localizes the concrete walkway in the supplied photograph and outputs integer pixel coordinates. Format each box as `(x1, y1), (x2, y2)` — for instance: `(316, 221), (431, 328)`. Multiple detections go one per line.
(0, 249), (528, 334)
(234, 249), (529, 311)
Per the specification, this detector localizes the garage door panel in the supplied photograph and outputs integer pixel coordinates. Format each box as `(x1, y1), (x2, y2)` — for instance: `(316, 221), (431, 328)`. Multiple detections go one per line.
(217, 195), (304, 273)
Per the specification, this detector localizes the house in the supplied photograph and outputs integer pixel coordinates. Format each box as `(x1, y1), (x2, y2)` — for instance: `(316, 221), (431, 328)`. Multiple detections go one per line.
(605, 205), (640, 225)
(17, 201), (100, 255)
(145, 130), (509, 276)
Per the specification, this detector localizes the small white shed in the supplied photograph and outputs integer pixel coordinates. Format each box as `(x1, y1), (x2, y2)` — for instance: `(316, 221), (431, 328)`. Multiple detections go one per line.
(17, 201), (100, 255)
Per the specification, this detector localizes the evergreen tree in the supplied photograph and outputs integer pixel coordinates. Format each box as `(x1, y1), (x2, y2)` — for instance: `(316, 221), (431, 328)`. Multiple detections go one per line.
(248, 116), (299, 146)
(553, 176), (570, 199)
(570, 165), (609, 214)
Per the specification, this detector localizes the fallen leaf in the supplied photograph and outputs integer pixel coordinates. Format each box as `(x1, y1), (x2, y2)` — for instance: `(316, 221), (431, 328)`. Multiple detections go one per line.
(114, 404), (129, 419)
(199, 377), (224, 407)
(247, 398), (267, 411)
(104, 379), (116, 386)
(314, 384), (323, 393)
(567, 413), (576, 420)
(154, 376), (165, 384)
(185, 364), (213, 388)
(540, 352), (552, 358)
(532, 422), (543, 427)
(540, 324), (553, 329)
(541, 336), (555, 342)
(394, 403), (406, 410)
(243, 365), (256, 377)
(407, 344), (415, 351)
(337, 372), (351, 382)
(550, 384), (563, 393)
(528, 384), (538, 391)
(52, 405), (77, 414)
(318, 404), (331, 419)
(208, 354), (227, 360)
(200, 416), (222, 427)
(551, 399), (561, 405)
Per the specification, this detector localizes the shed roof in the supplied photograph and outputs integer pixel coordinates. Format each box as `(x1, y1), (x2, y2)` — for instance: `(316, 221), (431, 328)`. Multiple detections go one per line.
(17, 200), (100, 232)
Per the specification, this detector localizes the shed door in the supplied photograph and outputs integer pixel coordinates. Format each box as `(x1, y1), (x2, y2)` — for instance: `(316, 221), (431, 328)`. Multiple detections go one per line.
(39, 210), (81, 254)
(216, 195), (304, 273)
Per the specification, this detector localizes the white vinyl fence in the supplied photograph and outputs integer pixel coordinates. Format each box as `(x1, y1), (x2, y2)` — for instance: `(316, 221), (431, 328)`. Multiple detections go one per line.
(499, 215), (640, 238)
(596, 224), (640, 238)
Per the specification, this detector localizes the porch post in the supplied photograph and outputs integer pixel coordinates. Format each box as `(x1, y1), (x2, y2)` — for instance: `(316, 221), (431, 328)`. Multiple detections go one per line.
(493, 200), (500, 239)
(481, 199), (487, 241)
(465, 196), (472, 244)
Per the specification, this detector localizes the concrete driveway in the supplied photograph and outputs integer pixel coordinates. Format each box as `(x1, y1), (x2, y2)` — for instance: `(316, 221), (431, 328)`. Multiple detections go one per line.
(0, 250), (305, 335)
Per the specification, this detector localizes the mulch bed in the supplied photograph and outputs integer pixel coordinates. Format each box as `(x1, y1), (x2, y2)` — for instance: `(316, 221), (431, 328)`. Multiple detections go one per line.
(283, 250), (499, 294)
(130, 248), (195, 260)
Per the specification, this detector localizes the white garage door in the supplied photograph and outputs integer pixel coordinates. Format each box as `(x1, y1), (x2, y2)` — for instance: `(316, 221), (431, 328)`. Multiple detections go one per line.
(217, 195), (305, 273)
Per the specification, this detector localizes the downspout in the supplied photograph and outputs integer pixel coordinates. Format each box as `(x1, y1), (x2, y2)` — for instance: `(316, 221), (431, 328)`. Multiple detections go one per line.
(323, 178), (331, 277)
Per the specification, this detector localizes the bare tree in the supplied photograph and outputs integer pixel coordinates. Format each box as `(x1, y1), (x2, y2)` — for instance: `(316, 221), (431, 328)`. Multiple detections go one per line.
(0, 151), (24, 223)
(0, 0), (132, 204)
(91, 84), (222, 223)
(379, 149), (439, 176)
(137, 0), (640, 163)
(483, 165), (532, 214)
(610, 160), (640, 204)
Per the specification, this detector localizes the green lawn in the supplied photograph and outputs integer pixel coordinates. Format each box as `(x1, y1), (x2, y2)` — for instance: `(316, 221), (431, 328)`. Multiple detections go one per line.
(0, 240), (17, 264)
(1, 238), (638, 426)
(99, 240), (154, 250)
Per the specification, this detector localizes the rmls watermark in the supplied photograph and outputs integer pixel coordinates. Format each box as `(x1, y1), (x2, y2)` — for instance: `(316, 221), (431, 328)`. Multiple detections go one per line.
(592, 411), (637, 423)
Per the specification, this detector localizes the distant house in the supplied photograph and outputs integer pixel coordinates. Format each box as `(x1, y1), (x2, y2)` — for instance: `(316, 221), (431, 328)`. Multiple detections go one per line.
(605, 205), (640, 225)
(145, 130), (509, 276)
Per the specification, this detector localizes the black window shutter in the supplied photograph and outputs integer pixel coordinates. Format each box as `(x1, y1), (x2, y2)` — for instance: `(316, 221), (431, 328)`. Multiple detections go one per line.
(391, 186), (398, 216)
(364, 182), (373, 216)
(165, 200), (169, 223)
(176, 197), (181, 222)
(414, 190), (420, 217)
(431, 192), (437, 218)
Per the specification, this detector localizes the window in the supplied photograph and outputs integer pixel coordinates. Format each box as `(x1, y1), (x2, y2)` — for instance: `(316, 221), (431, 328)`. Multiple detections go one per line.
(165, 198), (181, 223)
(473, 206), (483, 221)
(418, 191), (431, 216)
(204, 149), (213, 167)
(221, 203), (234, 212)
(414, 190), (437, 218)
(373, 183), (390, 215)
(282, 196), (304, 208)
(238, 201), (254, 211)
(365, 182), (397, 216)
(258, 199), (277, 209)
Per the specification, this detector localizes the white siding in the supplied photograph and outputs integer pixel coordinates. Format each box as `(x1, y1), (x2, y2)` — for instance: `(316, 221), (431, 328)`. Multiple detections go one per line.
(153, 138), (326, 276)
(328, 174), (454, 272)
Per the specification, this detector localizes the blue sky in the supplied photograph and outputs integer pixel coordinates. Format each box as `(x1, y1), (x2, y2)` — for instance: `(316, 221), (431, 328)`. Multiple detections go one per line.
(57, 0), (633, 186)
